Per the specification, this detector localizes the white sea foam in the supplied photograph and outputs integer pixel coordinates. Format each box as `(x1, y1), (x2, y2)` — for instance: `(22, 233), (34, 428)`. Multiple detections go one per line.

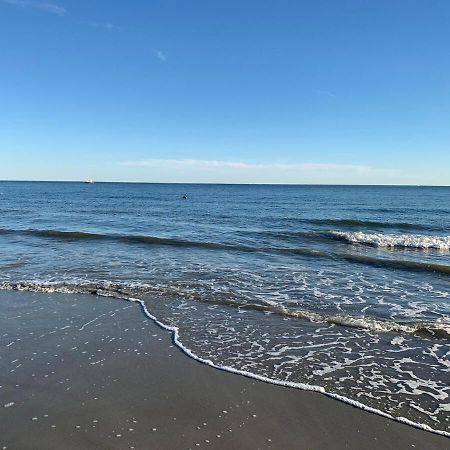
(279, 305), (450, 337)
(330, 231), (450, 250)
(128, 297), (450, 438)
(2, 280), (449, 338)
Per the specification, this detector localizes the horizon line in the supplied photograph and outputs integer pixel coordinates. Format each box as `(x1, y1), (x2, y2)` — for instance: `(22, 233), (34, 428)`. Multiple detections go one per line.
(0, 179), (449, 187)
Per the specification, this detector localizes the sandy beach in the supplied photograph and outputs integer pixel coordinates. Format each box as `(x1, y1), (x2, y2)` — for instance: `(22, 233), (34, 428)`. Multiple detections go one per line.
(0, 290), (447, 450)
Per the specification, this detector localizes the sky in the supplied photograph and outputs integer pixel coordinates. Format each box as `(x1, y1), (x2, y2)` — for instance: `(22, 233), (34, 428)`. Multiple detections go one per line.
(0, 0), (449, 184)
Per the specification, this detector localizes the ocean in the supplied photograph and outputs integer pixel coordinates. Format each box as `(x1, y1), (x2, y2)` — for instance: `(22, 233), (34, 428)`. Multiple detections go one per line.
(0, 181), (448, 435)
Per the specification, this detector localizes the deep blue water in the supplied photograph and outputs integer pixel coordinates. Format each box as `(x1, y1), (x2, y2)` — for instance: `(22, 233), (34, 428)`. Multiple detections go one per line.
(0, 182), (449, 433)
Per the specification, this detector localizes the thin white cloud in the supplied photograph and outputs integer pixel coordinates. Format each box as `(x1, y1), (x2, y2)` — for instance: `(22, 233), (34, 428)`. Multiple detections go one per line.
(120, 159), (386, 173)
(2, 0), (66, 15)
(84, 21), (122, 31)
(117, 159), (399, 184)
(153, 49), (167, 62)
(316, 90), (336, 99)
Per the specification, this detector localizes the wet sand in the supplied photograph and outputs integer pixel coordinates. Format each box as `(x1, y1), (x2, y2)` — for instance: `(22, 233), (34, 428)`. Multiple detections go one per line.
(0, 290), (448, 450)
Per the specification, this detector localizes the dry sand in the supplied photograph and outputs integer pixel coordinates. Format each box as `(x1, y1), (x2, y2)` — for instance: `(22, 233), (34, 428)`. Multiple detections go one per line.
(0, 290), (448, 449)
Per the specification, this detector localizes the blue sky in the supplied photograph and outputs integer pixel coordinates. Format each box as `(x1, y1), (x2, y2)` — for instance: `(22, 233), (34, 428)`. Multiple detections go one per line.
(0, 0), (449, 184)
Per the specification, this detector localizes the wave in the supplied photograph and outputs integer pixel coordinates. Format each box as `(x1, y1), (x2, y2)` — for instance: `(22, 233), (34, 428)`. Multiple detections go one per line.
(336, 253), (450, 275)
(1, 280), (449, 339)
(1, 228), (450, 275)
(237, 303), (450, 339)
(309, 218), (430, 230)
(0, 227), (258, 252)
(329, 231), (450, 250)
(0, 227), (329, 258)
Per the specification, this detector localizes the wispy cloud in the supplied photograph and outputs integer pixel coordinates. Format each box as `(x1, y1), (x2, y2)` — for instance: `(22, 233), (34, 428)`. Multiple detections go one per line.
(120, 159), (387, 173)
(117, 159), (399, 184)
(2, 0), (66, 15)
(84, 21), (122, 31)
(153, 49), (167, 63)
(316, 90), (336, 99)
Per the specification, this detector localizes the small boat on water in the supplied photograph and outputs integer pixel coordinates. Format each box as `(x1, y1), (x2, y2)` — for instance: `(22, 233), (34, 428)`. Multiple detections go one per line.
(84, 178), (95, 184)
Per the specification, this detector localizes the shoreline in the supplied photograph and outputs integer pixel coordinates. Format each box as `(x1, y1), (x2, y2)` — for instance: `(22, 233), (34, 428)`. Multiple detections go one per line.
(133, 296), (450, 438)
(1, 290), (448, 449)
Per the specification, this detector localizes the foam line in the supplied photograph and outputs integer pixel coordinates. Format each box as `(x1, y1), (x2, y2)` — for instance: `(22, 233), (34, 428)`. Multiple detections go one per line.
(127, 296), (450, 439)
(1, 281), (449, 437)
(2, 281), (449, 338)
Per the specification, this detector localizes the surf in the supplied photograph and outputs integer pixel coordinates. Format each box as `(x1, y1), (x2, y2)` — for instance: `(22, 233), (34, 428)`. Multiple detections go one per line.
(328, 231), (450, 250)
(1, 279), (448, 339)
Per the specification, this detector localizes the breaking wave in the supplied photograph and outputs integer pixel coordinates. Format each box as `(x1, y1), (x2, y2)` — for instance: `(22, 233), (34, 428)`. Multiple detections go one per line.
(329, 231), (450, 251)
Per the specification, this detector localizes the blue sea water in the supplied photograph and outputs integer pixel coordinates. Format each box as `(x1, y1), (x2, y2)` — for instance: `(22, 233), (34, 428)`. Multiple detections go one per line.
(0, 182), (449, 434)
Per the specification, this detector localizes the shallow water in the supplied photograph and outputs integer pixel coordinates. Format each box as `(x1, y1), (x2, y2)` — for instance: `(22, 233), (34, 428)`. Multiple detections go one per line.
(0, 182), (449, 434)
